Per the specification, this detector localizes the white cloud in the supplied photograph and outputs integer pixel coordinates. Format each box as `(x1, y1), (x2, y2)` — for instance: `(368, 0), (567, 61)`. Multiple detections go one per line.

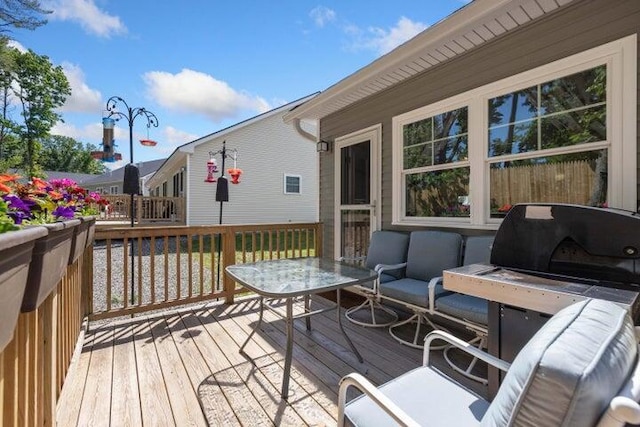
(7, 40), (26, 52)
(143, 68), (271, 122)
(60, 62), (102, 113)
(162, 126), (198, 145)
(44, 0), (127, 37)
(309, 6), (336, 28)
(348, 17), (428, 56)
(51, 120), (128, 145)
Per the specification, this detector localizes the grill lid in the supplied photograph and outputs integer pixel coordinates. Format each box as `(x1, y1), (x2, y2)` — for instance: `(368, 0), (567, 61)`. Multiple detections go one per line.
(490, 204), (640, 287)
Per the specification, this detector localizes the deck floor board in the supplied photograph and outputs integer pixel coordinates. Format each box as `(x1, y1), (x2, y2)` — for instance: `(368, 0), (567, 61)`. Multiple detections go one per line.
(57, 295), (487, 426)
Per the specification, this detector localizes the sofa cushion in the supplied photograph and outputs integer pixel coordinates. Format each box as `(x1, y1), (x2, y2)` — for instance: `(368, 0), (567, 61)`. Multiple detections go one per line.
(366, 231), (409, 280)
(405, 231), (462, 281)
(436, 293), (488, 326)
(345, 366), (489, 426)
(481, 299), (637, 427)
(380, 278), (451, 308)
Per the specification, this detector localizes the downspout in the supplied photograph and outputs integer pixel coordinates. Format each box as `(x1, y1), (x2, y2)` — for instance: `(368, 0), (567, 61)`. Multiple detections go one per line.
(293, 118), (317, 142)
(291, 118), (322, 225)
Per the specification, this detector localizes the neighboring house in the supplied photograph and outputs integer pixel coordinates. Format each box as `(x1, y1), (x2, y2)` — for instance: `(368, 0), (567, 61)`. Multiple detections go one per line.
(8, 169), (98, 185)
(284, 0), (639, 259)
(44, 171), (98, 185)
(82, 158), (166, 195)
(146, 94), (319, 225)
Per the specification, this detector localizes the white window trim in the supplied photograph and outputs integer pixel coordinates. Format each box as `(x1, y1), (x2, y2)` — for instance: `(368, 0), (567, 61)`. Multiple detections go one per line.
(109, 185), (119, 194)
(283, 173), (302, 195)
(392, 35), (637, 229)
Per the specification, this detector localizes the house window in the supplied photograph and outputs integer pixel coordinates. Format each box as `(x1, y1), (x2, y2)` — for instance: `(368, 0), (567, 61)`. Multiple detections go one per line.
(96, 187), (103, 194)
(284, 174), (301, 194)
(109, 185), (118, 194)
(403, 106), (470, 218)
(392, 36), (636, 228)
(162, 182), (167, 197)
(487, 66), (607, 217)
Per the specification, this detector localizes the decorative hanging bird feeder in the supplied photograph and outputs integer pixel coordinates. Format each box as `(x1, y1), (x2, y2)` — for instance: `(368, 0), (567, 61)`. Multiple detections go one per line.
(204, 155), (218, 183)
(139, 126), (158, 146)
(227, 153), (242, 184)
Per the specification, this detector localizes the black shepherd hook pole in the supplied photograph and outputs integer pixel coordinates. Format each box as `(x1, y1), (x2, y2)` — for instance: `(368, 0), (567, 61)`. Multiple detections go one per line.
(216, 142), (228, 287)
(105, 96), (159, 306)
(210, 140), (238, 288)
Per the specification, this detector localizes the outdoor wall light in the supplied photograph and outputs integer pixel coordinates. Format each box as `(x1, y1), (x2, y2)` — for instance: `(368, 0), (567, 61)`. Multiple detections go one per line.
(316, 140), (330, 152)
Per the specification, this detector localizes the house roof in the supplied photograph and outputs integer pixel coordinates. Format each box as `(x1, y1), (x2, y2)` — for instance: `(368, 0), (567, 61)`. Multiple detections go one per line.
(146, 93), (319, 188)
(283, 0), (577, 122)
(44, 171), (98, 184)
(82, 158), (167, 186)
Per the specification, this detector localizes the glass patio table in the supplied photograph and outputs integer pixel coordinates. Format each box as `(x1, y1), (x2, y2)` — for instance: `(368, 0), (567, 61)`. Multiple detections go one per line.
(226, 257), (377, 399)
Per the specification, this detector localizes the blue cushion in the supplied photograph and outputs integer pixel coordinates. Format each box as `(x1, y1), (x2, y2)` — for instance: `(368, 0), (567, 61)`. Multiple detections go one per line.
(405, 231), (462, 281)
(436, 293), (488, 325)
(345, 366), (488, 426)
(380, 278), (451, 308)
(365, 231), (409, 279)
(463, 235), (494, 266)
(481, 299), (637, 427)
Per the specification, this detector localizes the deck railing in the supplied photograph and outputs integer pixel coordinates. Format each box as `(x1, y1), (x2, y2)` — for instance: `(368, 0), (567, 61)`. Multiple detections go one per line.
(98, 195), (186, 224)
(0, 246), (90, 427)
(89, 222), (323, 320)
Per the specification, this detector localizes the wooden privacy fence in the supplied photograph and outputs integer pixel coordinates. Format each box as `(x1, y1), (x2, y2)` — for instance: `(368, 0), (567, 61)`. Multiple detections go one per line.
(98, 195), (185, 224)
(490, 160), (598, 206)
(1, 246), (90, 427)
(89, 222), (323, 320)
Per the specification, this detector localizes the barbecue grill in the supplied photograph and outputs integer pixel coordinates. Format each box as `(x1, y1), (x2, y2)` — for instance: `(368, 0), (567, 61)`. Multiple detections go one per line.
(443, 203), (640, 396)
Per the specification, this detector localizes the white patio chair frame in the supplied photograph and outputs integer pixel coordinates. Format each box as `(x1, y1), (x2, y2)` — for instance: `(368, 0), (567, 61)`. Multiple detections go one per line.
(343, 261), (404, 327)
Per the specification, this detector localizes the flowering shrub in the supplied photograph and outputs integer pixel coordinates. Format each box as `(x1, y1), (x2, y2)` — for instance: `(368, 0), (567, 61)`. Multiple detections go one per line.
(0, 174), (108, 230)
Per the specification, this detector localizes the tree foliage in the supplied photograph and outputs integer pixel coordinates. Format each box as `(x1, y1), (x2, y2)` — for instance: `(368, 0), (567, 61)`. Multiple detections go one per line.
(40, 135), (107, 174)
(11, 47), (70, 177)
(0, 0), (49, 33)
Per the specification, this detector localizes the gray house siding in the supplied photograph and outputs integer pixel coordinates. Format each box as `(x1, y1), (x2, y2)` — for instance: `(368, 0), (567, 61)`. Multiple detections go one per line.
(318, 0), (640, 259)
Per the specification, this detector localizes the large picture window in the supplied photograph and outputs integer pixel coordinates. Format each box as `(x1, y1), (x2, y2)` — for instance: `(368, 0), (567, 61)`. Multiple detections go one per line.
(392, 36), (636, 228)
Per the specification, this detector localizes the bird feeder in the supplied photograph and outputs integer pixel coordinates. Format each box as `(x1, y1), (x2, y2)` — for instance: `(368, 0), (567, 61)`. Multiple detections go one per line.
(228, 167), (242, 184)
(204, 156), (218, 183)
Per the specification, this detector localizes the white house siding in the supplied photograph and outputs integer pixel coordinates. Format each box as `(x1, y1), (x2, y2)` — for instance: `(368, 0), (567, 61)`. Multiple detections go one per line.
(187, 112), (318, 225)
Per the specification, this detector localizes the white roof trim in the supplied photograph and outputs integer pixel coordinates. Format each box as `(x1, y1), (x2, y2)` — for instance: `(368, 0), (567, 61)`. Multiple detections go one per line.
(284, 0), (577, 122)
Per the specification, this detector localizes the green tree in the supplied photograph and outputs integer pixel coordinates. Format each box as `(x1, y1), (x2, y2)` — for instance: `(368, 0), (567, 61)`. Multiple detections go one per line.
(11, 48), (70, 177)
(0, 36), (20, 171)
(0, 0), (49, 33)
(40, 135), (107, 174)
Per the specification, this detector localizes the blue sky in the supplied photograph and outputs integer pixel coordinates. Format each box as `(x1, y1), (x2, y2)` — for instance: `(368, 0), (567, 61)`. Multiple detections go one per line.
(10, 0), (467, 169)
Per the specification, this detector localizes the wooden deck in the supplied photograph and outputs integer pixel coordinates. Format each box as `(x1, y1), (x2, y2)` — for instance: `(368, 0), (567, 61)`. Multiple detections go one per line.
(57, 296), (487, 426)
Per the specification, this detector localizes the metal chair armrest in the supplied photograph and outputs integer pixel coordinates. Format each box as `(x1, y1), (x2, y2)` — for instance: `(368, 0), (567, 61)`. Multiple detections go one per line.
(427, 276), (443, 314)
(423, 330), (511, 372)
(338, 373), (420, 427)
(375, 262), (407, 273)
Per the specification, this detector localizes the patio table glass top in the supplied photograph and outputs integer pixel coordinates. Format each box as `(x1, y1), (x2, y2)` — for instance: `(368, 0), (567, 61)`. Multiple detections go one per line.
(226, 257), (377, 298)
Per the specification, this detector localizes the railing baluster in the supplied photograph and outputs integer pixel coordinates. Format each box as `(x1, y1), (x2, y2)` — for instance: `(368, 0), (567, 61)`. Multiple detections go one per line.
(176, 233), (181, 301)
(188, 232), (193, 299)
(164, 234), (169, 302)
(137, 236), (143, 306)
(106, 238), (112, 311)
(150, 236), (156, 305)
(199, 234), (204, 297)
(123, 237), (129, 309)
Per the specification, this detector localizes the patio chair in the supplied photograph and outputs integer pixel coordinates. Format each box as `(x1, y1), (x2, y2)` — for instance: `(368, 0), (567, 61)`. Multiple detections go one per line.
(431, 235), (494, 384)
(338, 299), (640, 427)
(381, 231), (463, 348)
(343, 230), (410, 327)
